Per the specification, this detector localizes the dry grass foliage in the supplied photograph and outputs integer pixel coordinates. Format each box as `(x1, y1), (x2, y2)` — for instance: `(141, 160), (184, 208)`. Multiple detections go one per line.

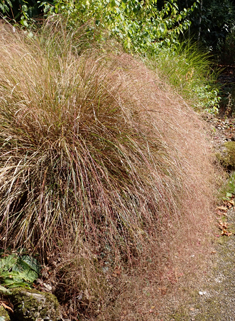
(0, 22), (217, 319)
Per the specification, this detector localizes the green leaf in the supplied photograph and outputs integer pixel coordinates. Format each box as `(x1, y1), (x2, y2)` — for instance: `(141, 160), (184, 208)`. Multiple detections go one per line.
(0, 253), (40, 289)
(18, 269), (38, 283)
(226, 192), (233, 198)
(7, 281), (31, 289)
(19, 255), (41, 274)
(0, 254), (18, 271)
(0, 285), (11, 295)
(0, 271), (20, 279)
(159, 22), (166, 34)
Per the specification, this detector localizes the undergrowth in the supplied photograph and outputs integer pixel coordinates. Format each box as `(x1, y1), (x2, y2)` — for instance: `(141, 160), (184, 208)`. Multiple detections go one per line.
(151, 43), (221, 113)
(0, 21), (218, 319)
(0, 251), (40, 290)
(219, 170), (235, 200)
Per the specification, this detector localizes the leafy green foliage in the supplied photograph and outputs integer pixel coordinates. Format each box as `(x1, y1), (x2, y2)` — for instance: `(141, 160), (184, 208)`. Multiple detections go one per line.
(199, 0), (235, 52)
(1, 0), (198, 53)
(178, 0), (235, 56)
(0, 0), (45, 27)
(0, 0), (12, 14)
(0, 253), (40, 289)
(42, 0), (198, 55)
(0, 0), (200, 57)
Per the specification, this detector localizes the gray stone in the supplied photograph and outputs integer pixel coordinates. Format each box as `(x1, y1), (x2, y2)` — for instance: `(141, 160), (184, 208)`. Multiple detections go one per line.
(10, 288), (62, 321)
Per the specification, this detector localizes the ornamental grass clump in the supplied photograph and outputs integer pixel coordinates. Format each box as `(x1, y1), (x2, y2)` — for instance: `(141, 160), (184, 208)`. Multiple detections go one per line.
(0, 26), (174, 254)
(0, 22), (217, 318)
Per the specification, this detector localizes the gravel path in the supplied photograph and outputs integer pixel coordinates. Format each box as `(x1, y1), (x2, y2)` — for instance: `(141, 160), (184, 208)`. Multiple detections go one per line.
(187, 207), (235, 321)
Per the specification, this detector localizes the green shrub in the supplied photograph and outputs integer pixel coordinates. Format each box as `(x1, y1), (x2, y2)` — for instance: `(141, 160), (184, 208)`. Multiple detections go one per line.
(0, 0), (44, 28)
(40, 0), (198, 54)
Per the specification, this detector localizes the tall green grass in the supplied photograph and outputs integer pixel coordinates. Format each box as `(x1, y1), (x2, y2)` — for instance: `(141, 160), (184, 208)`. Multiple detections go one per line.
(152, 43), (221, 113)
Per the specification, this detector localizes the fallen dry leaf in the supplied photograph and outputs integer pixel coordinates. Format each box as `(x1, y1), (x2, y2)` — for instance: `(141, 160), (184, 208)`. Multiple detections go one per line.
(216, 210), (228, 216)
(229, 200), (235, 206)
(159, 287), (167, 295)
(216, 206), (228, 212)
(112, 267), (121, 277)
(221, 230), (233, 236)
(218, 221), (228, 229)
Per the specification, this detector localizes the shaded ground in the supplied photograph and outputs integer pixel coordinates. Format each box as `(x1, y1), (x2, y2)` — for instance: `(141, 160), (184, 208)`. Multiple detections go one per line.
(218, 66), (235, 117)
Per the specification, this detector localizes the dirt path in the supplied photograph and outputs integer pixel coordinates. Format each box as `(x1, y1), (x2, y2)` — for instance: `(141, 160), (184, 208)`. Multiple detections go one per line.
(168, 206), (235, 321)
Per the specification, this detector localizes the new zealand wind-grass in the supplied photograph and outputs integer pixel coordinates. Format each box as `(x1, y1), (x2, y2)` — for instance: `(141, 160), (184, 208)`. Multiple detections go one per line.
(0, 25), (176, 255)
(0, 22), (217, 318)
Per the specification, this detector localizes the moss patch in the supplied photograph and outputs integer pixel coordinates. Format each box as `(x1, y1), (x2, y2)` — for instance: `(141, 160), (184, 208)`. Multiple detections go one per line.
(10, 288), (61, 321)
(0, 306), (11, 321)
(218, 141), (235, 170)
